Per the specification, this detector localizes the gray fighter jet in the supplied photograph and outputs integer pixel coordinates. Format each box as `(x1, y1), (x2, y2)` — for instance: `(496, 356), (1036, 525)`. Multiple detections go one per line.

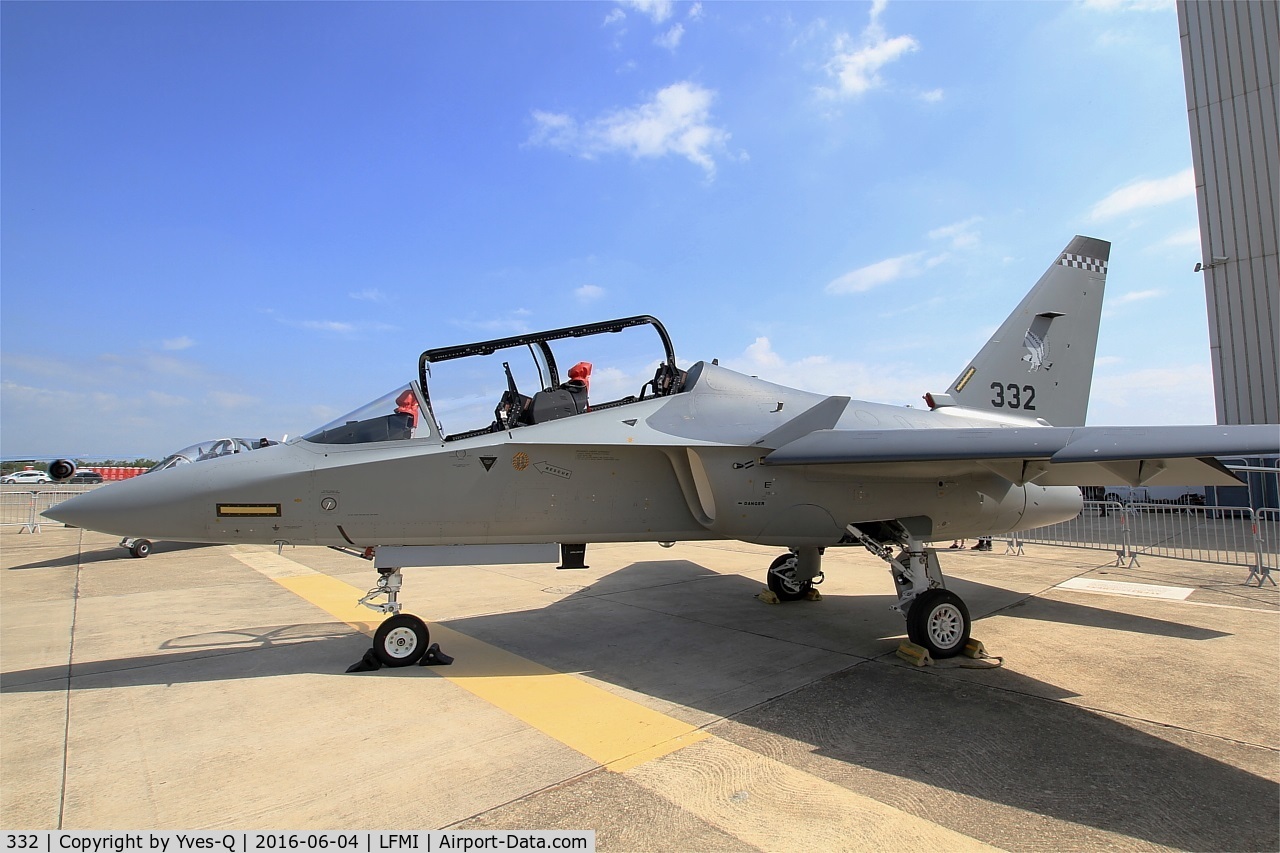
(44, 236), (1279, 666)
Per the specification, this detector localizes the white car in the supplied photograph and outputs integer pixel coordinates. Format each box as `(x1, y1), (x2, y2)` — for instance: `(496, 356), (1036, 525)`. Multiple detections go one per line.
(1, 470), (52, 485)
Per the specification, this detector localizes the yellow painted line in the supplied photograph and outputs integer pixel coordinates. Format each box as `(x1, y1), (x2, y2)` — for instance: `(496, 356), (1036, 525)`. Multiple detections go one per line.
(228, 545), (708, 772)
(425, 621), (709, 771)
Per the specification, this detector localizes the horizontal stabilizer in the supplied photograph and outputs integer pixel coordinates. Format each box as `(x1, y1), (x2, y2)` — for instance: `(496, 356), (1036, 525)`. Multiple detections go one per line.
(762, 424), (1279, 487)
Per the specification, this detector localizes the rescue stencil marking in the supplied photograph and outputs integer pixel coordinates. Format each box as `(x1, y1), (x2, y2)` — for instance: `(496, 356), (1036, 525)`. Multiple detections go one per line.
(534, 462), (572, 480)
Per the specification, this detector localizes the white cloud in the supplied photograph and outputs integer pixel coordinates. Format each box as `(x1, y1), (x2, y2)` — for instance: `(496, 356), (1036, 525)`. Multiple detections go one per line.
(451, 311), (533, 336)
(1089, 363), (1215, 425)
(919, 88), (945, 103)
(743, 336), (784, 368)
(687, 2), (703, 21)
(826, 218), (979, 296)
(1103, 288), (1164, 317)
(725, 336), (950, 405)
(655, 23), (685, 50)
(928, 216), (982, 249)
(529, 82), (731, 177)
(529, 111), (577, 148)
(1081, 0), (1173, 12)
(1153, 226), (1200, 249)
(603, 8), (626, 26)
(286, 319), (396, 336)
(826, 251), (927, 294)
(297, 320), (356, 334)
(349, 288), (389, 303)
(1111, 288), (1163, 305)
(208, 390), (257, 409)
(1088, 168), (1195, 220)
(575, 284), (605, 301)
(146, 390), (189, 408)
(162, 336), (195, 351)
(621, 0), (673, 24)
(822, 0), (920, 98)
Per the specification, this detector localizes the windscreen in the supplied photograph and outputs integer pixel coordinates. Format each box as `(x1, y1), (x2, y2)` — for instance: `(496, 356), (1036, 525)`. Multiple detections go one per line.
(302, 384), (433, 445)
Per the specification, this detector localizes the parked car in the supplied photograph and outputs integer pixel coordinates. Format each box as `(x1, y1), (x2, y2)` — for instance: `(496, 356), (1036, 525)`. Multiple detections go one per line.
(68, 470), (105, 484)
(1, 470), (52, 484)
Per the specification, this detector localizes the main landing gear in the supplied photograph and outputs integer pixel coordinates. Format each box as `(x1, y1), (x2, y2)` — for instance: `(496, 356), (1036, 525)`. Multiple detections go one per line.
(768, 525), (972, 659)
(766, 549), (824, 601)
(349, 565), (452, 671)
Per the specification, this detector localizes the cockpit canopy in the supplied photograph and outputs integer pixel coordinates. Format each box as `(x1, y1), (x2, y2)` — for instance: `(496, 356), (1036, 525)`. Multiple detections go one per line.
(299, 316), (689, 446)
(147, 437), (276, 472)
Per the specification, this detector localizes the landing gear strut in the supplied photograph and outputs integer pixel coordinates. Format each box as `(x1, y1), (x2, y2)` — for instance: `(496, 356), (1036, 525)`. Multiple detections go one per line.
(350, 565), (451, 670)
(846, 524), (971, 658)
(766, 526), (972, 658)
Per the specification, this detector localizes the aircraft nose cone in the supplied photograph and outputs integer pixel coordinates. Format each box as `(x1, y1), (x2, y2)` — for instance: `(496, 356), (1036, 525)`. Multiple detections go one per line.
(41, 473), (204, 538)
(41, 487), (134, 534)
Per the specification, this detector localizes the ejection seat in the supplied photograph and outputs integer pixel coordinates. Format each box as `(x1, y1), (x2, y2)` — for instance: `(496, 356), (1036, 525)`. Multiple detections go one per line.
(525, 361), (592, 425)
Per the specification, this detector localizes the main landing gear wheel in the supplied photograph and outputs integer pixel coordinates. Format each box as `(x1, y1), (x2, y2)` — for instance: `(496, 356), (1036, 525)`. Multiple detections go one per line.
(373, 613), (429, 667)
(129, 539), (152, 559)
(907, 589), (970, 658)
(767, 553), (812, 602)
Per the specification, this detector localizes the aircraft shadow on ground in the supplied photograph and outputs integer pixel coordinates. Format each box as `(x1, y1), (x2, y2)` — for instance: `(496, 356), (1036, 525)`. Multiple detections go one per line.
(434, 561), (1275, 851)
(1, 558), (1271, 849)
(0, 624), (369, 692)
(5, 541), (216, 571)
(731, 662), (1277, 852)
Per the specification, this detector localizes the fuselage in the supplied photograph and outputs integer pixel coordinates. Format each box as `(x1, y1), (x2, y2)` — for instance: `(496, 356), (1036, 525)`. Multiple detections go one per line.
(44, 362), (1082, 547)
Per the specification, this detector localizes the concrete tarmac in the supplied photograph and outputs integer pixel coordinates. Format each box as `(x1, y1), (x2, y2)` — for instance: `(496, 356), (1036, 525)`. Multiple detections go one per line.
(2, 527), (1277, 851)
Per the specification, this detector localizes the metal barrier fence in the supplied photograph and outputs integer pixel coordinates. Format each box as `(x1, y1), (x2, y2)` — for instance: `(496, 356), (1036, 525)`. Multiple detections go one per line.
(1017, 500), (1276, 585)
(0, 487), (97, 533)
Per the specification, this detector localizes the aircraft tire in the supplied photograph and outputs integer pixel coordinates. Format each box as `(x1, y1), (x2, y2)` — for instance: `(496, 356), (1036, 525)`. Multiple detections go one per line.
(766, 553), (811, 602)
(130, 539), (152, 559)
(373, 613), (429, 667)
(906, 589), (970, 658)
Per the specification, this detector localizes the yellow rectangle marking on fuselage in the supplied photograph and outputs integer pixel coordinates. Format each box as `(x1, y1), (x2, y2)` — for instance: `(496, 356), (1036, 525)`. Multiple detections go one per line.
(217, 504), (281, 517)
(229, 546), (707, 771)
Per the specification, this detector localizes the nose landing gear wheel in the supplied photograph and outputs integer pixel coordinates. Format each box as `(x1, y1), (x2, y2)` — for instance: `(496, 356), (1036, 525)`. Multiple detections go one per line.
(129, 539), (152, 559)
(906, 589), (970, 658)
(373, 613), (429, 667)
(767, 553), (812, 602)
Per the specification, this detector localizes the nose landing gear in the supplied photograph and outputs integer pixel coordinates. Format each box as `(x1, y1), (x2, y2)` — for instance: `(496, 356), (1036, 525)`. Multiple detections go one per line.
(347, 564), (452, 671)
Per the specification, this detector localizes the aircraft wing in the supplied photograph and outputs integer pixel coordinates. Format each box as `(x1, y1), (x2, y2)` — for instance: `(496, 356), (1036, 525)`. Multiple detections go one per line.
(761, 424), (1279, 487)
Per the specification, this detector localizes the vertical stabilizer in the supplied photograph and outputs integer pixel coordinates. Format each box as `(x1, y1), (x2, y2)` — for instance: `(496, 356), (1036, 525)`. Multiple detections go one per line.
(941, 236), (1108, 427)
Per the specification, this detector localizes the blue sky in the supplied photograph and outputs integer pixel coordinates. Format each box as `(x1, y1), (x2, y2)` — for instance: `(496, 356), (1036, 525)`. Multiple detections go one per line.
(2, 0), (1211, 459)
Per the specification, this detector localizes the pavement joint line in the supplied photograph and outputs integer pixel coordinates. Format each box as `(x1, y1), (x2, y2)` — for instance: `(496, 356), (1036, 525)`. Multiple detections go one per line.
(57, 527), (85, 831)
(227, 544), (711, 773)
